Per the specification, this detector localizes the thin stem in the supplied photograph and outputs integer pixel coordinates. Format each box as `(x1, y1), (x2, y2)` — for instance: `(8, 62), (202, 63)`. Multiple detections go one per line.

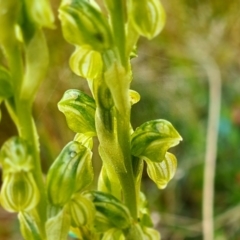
(202, 57), (221, 240)
(104, 0), (127, 67)
(187, 37), (222, 240)
(116, 112), (138, 219)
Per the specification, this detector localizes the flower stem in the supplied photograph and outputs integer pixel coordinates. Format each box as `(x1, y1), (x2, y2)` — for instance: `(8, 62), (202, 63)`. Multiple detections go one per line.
(4, 40), (47, 236)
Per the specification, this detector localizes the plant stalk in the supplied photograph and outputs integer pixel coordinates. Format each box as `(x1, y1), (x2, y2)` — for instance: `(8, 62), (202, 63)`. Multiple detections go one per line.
(4, 41), (47, 235)
(202, 57), (221, 240)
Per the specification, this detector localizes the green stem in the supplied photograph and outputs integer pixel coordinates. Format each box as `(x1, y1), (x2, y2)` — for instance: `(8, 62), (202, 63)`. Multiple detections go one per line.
(116, 111), (138, 219)
(16, 102), (47, 221)
(4, 41), (47, 236)
(104, 0), (127, 67)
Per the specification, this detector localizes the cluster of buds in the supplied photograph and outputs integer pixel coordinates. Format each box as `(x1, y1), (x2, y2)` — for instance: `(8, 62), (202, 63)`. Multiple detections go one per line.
(0, 137), (40, 212)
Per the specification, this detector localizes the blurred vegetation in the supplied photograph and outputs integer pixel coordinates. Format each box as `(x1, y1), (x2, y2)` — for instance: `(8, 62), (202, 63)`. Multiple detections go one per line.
(1, 0), (240, 239)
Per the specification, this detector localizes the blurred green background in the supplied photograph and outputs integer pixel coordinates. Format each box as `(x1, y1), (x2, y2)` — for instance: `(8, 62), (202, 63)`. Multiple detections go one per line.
(1, 0), (240, 239)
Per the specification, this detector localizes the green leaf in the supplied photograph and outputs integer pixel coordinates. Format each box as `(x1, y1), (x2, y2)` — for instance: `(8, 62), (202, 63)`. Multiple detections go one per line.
(84, 191), (132, 231)
(59, 0), (112, 51)
(69, 45), (103, 79)
(58, 89), (96, 135)
(98, 165), (121, 199)
(0, 171), (40, 212)
(103, 55), (130, 114)
(130, 0), (166, 39)
(146, 152), (177, 189)
(0, 66), (13, 99)
(0, 136), (34, 174)
(20, 30), (49, 102)
(46, 206), (71, 240)
(131, 119), (182, 162)
(69, 193), (95, 227)
(47, 141), (93, 206)
(18, 211), (44, 240)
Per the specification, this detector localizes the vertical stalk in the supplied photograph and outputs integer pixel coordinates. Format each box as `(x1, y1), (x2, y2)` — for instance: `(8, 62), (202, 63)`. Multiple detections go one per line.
(188, 38), (222, 240)
(116, 111), (138, 219)
(202, 57), (221, 240)
(104, 0), (127, 66)
(96, 0), (138, 219)
(4, 42), (47, 232)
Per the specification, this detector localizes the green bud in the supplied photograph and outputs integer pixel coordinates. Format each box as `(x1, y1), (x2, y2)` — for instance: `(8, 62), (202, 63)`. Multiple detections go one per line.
(146, 152), (177, 189)
(142, 227), (161, 240)
(58, 89), (96, 135)
(129, 0), (166, 39)
(131, 119), (182, 162)
(0, 0), (20, 45)
(0, 171), (40, 212)
(59, 0), (112, 51)
(23, 0), (55, 29)
(84, 191), (132, 230)
(0, 137), (33, 175)
(69, 45), (103, 79)
(47, 141), (93, 206)
(129, 90), (140, 106)
(0, 66), (13, 99)
(102, 228), (125, 240)
(69, 193), (95, 227)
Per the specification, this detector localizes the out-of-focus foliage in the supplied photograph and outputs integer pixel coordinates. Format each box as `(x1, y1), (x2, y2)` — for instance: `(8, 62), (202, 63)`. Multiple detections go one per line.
(1, 0), (240, 239)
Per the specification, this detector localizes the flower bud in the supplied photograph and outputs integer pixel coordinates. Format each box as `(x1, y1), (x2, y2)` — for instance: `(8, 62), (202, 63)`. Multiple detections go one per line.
(69, 193), (95, 227)
(146, 152), (177, 189)
(58, 89), (96, 135)
(22, 0), (55, 29)
(0, 137), (33, 175)
(46, 141), (93, 206)
(0, 171), (40, 212)
(70, 45), (103, 79)
(59, 0), (112, 51)
(83, 191), (132, 231)
(129, 0), (166, 39)
(0, 0), (20, 45)
(129, 90), (140, 106)
(131, 119), (182, 162)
